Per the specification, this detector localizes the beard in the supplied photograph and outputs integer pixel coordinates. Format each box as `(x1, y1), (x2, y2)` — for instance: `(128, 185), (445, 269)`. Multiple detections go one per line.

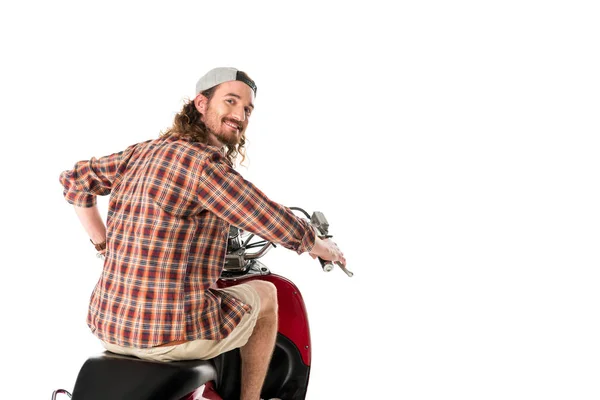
(211, 121), (241, 147)
(203, 110), (243, 148)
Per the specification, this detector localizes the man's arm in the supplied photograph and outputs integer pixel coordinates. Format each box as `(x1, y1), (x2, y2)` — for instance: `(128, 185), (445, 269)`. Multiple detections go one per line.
(59, 148), (129, 207)
(60, 145), (136, 251)
(196, 155), (346, 265)
(197, 156), (313, 253)
(73, 205), (107, 250)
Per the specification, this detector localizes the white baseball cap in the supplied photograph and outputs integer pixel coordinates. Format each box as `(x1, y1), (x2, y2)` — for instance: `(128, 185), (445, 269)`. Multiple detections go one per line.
(195, 67), (257, 96)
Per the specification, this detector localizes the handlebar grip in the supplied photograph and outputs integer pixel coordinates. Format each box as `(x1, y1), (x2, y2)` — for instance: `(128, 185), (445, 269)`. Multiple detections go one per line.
(318, 257), (334, 272)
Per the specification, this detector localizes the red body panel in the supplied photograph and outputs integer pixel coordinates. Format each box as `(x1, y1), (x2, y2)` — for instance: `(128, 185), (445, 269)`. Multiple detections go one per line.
(200, 381), (222, 399)
(181, 382), (221, 400)
(217, 273), (312, 366)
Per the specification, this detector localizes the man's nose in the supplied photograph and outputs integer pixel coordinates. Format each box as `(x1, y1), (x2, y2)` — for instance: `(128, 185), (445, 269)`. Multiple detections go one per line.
(230, 106), (246, 122)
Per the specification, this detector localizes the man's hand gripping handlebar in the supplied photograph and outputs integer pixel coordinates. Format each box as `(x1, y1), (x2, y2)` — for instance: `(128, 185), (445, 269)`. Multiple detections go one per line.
(308, 211), (353, 277)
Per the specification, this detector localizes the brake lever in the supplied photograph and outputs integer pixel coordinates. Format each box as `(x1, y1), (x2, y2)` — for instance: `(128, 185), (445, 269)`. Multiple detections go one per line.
(335, 261), (354, 277)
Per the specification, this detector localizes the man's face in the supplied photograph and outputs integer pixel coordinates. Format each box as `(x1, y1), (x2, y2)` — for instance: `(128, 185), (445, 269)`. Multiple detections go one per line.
(198, 80), (255, 147)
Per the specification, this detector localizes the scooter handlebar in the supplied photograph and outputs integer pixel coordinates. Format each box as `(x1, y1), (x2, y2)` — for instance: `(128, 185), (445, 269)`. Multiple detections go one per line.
(318, 257), (335, 272)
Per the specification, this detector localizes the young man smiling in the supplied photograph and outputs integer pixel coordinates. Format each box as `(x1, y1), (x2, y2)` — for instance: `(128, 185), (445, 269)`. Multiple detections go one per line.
(59, 67), (346, 400)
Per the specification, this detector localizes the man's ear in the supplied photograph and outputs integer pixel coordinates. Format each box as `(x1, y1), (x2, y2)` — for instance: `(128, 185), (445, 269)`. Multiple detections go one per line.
(194, 94), (208, 114)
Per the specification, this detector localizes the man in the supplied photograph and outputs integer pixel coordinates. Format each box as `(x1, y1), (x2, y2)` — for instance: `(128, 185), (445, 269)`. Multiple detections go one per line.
(59, 67), (346, 400)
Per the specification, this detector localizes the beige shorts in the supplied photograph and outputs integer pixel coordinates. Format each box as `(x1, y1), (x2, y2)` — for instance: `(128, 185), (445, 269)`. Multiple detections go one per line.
(101, 283), (260, 362)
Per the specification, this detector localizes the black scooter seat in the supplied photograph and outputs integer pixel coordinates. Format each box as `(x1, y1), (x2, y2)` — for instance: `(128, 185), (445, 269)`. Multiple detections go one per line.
(71, 351), (217, 400)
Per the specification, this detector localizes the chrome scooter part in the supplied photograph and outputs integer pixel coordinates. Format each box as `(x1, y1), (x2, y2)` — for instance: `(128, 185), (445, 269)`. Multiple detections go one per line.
(336, 261), (354, 277)
(321, 260), (334, 272)
(51, 389), (72, 399)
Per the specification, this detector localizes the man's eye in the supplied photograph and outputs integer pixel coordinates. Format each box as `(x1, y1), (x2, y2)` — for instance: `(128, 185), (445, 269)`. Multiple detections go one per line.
(226, 99), (235, 105)
(245, 108), (252, 116)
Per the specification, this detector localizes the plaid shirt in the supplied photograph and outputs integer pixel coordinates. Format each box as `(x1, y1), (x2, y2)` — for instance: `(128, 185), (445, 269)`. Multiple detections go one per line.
(60, 136), (315, 348)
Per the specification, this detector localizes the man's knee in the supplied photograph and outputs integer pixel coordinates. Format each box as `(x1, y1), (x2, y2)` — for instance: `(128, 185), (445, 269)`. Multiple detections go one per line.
(246, 280), (278, 316)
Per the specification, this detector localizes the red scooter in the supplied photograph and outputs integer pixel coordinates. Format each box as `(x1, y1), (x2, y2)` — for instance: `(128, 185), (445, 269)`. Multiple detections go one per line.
(51, 208), (352, 400)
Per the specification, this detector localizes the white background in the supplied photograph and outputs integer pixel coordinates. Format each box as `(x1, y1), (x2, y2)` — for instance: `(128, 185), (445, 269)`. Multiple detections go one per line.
(1, 1), (599, 399)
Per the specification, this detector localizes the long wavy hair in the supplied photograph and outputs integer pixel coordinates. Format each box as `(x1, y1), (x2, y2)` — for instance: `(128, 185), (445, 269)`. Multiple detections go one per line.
(161, 85), (248, 165)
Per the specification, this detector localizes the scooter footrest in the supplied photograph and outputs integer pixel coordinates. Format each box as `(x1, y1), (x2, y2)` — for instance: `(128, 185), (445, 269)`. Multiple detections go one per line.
(71, 351), (217, 400)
